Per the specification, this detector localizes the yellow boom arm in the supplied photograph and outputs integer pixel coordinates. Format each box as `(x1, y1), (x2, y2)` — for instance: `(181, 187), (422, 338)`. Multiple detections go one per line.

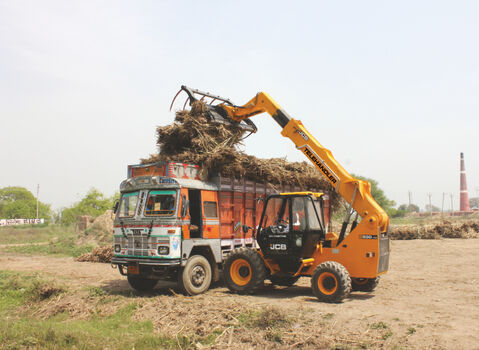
(218, 92), (390, 234)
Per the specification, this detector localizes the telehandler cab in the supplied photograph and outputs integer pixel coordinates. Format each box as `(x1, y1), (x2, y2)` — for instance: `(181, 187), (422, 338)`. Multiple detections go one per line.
(172, 86), (390, 302)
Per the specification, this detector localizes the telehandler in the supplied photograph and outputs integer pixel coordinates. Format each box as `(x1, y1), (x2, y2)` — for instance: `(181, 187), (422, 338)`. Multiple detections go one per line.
(173, 86), (390, 302)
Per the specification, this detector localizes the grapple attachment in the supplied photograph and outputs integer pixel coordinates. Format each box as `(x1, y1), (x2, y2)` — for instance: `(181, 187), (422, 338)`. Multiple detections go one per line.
(170, 85), (257, 133)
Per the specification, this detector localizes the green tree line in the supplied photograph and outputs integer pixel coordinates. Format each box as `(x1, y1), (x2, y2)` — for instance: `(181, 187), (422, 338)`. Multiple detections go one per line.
(61, 188), (118, 225)
(0, 186), (117, 225)
(0, 187), (51, 219)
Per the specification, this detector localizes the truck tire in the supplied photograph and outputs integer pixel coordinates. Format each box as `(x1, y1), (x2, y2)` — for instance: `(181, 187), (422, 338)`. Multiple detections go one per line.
(223, 248), (266, 294)
(127, 276), (158, 292)
(351, 277), (379, 292)
(180, 255), (212, 296)
(270, 275), (300, 287)
(311, 261), (351, 303)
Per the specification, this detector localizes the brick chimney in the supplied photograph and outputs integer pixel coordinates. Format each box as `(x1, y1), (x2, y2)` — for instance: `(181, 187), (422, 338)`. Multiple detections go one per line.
(460, 152), (470, 212)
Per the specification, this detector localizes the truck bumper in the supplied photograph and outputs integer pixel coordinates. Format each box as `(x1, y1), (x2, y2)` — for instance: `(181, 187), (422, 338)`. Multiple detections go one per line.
(111, 257), (181, 266)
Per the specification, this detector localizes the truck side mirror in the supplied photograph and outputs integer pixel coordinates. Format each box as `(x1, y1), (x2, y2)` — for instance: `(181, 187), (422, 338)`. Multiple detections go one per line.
(181, 197), (189, 218)
(242, 225), (250, 234)
(113, 200), (119, 214)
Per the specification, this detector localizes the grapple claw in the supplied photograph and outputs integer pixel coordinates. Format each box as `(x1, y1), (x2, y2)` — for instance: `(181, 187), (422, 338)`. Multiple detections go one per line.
(169, 85), (257, 133)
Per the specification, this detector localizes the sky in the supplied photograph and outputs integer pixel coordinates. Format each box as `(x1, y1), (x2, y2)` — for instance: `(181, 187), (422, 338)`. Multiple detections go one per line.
(1, 0), (478, 212)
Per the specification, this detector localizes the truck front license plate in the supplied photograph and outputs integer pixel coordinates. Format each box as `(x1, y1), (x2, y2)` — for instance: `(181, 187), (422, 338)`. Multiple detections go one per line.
(127, 265), (139, 275)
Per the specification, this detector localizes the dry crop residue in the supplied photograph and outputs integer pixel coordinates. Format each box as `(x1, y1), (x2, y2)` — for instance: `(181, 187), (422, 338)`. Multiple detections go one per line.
(76, 245), (113, 263)
(390, 220), (479, 239)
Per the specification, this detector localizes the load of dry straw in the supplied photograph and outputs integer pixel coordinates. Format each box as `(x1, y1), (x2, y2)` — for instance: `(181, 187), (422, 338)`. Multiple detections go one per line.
(142, 101), (340, 209)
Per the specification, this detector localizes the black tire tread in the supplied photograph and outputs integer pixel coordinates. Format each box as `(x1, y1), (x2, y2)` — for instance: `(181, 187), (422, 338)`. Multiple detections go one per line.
(351, 277), (380, 292)
(127, 276), (158, 292)
(311, 261), (351, 303)
(180, 255), (212, 296)
(270, 275), (300, 287)
(223, 247), (267, 295)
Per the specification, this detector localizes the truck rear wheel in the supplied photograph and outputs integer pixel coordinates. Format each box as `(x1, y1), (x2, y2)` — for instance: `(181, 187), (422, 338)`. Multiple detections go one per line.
(127, 276), (158, 292)
(311, 261), (351, 303)
(180, 255), (212, 296)
(351, 277), (379, 292)
(223, 248), (266, 294)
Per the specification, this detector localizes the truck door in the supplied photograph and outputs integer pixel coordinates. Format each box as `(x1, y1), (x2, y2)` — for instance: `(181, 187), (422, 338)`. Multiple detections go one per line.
(201, 190), (220, 239)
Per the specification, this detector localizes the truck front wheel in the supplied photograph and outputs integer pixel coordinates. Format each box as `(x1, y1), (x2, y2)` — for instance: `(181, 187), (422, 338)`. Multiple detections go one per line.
(180, 255), (212, 295)
(127, 276), (158, 292)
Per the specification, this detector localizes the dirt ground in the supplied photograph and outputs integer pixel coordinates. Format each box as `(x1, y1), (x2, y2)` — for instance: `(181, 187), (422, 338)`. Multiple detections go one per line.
(1, 239), (478, 349)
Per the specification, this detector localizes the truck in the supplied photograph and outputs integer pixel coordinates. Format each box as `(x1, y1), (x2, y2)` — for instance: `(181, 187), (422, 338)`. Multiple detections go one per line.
(111, 161), (330, 295)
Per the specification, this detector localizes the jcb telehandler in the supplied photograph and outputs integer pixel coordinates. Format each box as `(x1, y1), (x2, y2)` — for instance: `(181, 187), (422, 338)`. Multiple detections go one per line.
(173, 86), (390, 302)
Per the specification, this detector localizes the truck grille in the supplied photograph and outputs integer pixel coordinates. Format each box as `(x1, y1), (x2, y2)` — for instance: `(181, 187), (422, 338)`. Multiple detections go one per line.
(128, 235), (149, 257)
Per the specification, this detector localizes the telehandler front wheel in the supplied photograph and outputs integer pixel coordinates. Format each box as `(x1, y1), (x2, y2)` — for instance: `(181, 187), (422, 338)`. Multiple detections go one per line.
(311, 261), (351, 303)
(351, 277), (379, 292)
(223, 248), (266, 294)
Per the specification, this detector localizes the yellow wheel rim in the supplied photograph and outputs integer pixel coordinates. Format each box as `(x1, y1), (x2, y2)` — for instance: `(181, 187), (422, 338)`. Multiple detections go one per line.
(318, 272), (338, 295)
(230, 259), (251, 286)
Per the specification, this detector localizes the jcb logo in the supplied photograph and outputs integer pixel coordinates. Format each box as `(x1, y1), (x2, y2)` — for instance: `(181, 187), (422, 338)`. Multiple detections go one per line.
(295, 128), (309, 141)
(270, 244), (287, 250)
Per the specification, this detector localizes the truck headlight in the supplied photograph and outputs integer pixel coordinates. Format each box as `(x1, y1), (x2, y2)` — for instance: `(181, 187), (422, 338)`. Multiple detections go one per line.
(114, 244), (121, 253)
(158, 246), (169, 255)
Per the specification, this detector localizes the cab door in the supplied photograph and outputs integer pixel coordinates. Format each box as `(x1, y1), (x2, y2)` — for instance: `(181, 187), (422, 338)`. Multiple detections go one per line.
(201, 190), (220, 239)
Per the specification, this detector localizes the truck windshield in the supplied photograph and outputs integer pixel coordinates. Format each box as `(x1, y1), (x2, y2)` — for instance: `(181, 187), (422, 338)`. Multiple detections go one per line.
(145, 190), (177, 216)
(119, 191), (139, 218)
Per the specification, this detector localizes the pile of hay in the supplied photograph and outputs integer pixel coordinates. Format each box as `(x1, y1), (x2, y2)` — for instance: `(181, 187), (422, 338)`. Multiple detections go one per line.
(143, 101), (340, 210)
(76, 245), (113, 263)
(390, 221), (479, 240)
(80, 210), (114, 245)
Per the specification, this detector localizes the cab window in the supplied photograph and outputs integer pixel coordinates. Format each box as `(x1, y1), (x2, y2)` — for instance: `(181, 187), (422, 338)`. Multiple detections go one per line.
(119, 191), (139, 218)
(203, 201), (218, 218)
(145, 190), (177, 216)
(261, 197), (290, 228)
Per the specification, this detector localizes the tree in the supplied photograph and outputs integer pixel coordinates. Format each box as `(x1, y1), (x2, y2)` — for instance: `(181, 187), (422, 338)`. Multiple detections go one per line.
(352, 175), (396, 216)
(425, 204), (440, 212)
(470, 198), (479, 209)
(0, 186), (51, 219)
(398, 203), (420, 213)
(61, 188), (116, 226)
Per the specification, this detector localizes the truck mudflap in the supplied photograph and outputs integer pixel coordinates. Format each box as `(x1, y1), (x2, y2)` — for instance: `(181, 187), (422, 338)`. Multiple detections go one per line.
(111, 257), (181, 266)
(377, 227), (390, 274)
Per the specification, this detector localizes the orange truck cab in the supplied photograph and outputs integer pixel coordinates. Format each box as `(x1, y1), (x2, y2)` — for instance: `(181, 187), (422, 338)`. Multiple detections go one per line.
(111, 161), (330, 295)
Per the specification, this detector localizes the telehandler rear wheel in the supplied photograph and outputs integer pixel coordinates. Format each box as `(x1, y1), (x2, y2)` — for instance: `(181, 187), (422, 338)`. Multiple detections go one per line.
(223, 248), (266, 294)
(311, 261), (351, 303)
(351, 277), (379, 292)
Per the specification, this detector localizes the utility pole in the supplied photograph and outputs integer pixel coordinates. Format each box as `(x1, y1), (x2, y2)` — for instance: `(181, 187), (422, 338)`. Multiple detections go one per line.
(450, 194), (454, 217)
(36, 184), (40, 219)
(442, 192), (445, 214)
(427, 192), (432, 216)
